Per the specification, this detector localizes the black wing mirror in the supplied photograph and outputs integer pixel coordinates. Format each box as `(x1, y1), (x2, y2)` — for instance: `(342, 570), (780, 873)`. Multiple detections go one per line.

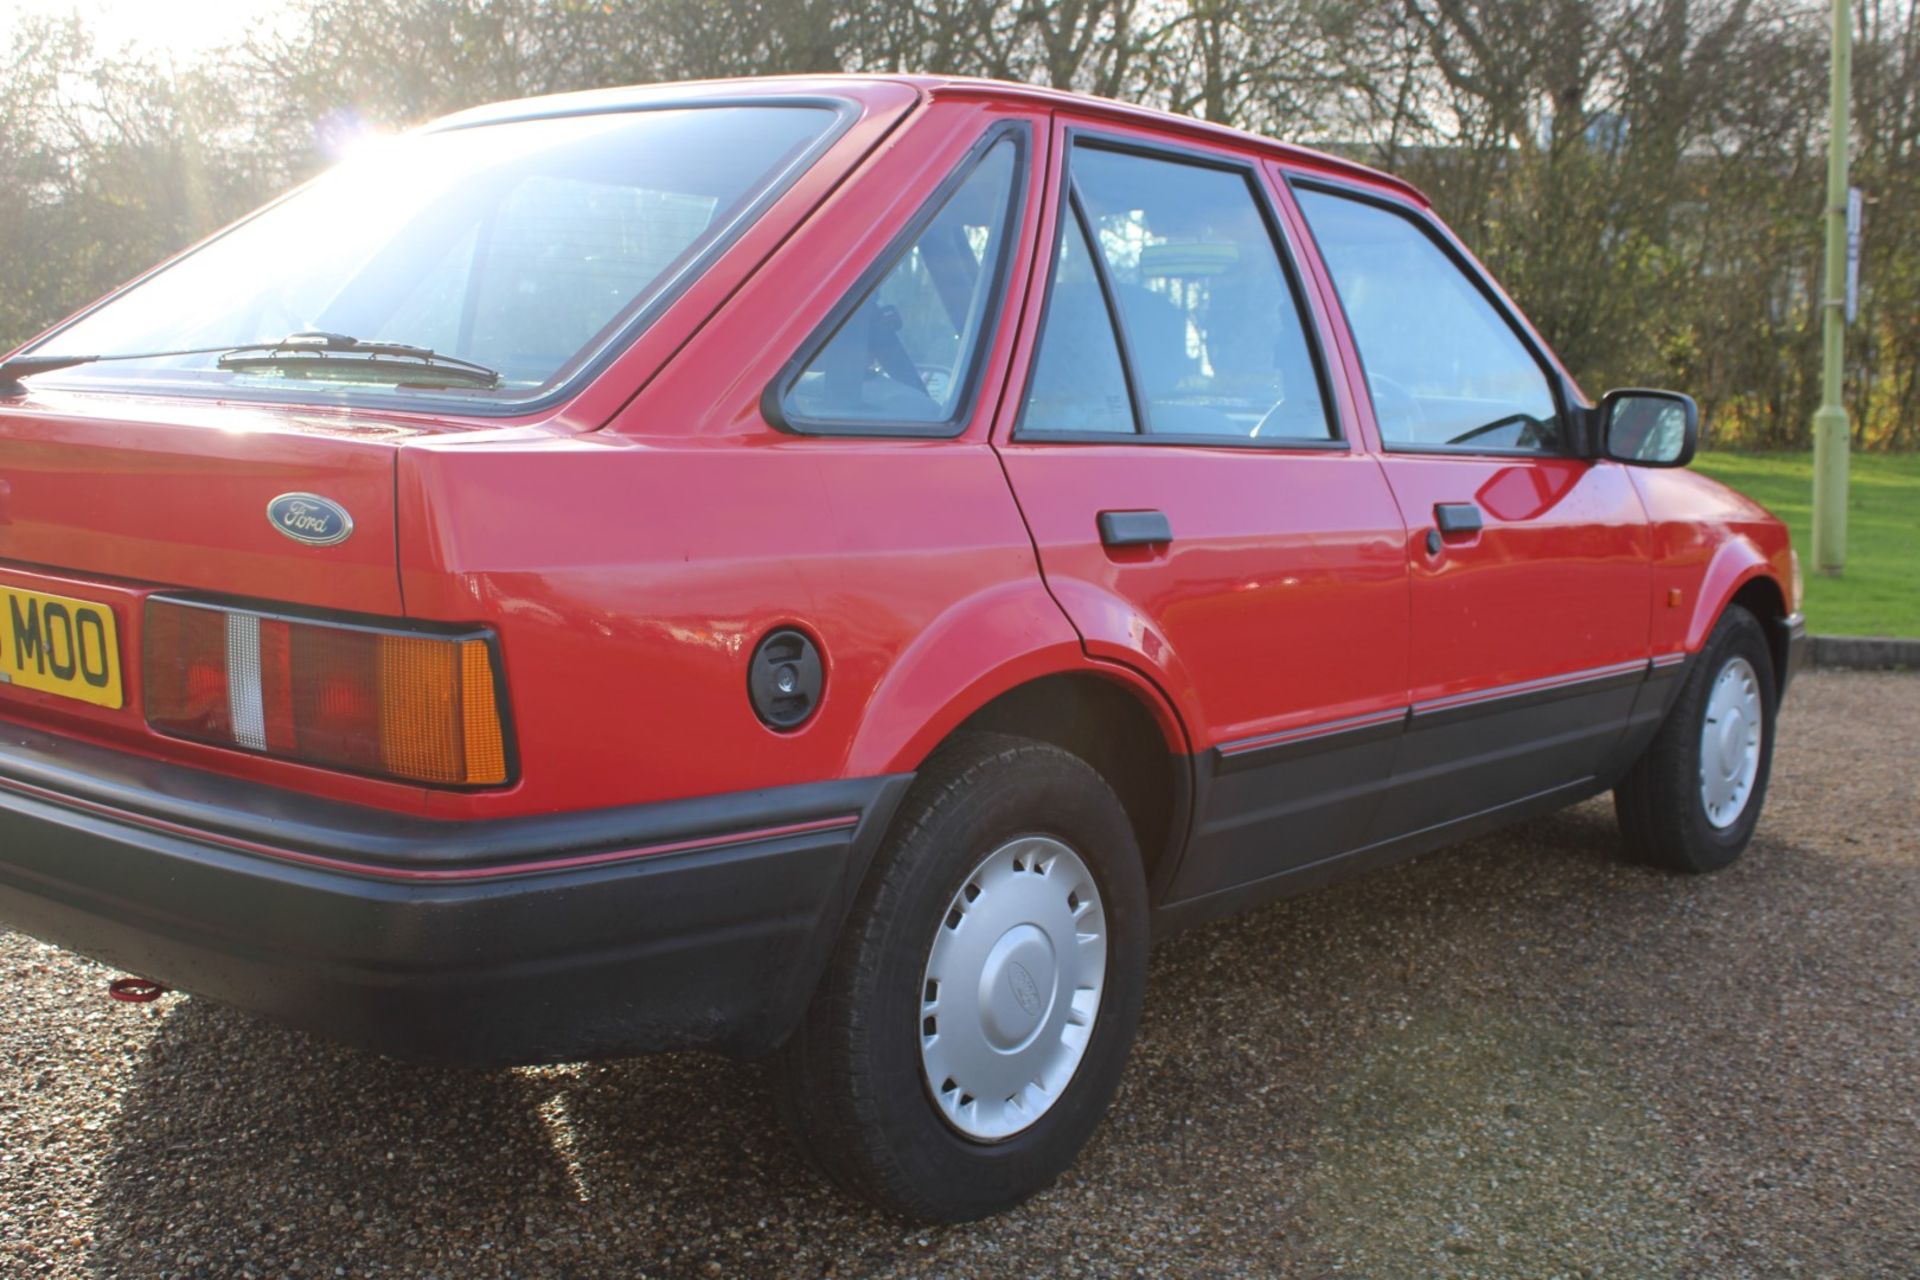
(1597, 388), (1698, 467)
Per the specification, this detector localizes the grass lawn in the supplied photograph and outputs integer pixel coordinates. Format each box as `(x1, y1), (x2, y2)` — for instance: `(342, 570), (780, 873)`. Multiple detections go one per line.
(1692, 451), (1920, 638)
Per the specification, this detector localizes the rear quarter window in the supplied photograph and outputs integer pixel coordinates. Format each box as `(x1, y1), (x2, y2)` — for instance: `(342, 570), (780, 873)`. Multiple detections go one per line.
(768, 125), (1029, 437)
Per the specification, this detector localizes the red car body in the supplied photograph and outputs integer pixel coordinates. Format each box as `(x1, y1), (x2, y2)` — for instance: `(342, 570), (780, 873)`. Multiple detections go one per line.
(0, 77), (1801, 1067)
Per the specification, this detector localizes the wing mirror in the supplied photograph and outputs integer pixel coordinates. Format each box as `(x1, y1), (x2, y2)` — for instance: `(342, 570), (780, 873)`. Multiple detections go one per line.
(1596, 388), (1698, 467)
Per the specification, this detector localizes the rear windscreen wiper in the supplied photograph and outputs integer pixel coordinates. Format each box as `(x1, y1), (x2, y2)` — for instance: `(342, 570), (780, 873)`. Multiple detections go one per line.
(0, 345), (253, 388)
(216, 332), (501, 388)
(0, 332), (501, 391)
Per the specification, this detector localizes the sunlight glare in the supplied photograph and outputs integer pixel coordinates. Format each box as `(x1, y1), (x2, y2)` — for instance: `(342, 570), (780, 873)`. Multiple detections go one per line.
(19, 0), (295, 62)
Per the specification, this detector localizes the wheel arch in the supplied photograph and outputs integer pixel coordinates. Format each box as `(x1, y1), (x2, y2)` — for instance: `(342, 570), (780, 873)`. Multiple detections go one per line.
(947, 669), (1194, 900)
(842, 581), (1194, 901)
(1688, 537), (1791, 692)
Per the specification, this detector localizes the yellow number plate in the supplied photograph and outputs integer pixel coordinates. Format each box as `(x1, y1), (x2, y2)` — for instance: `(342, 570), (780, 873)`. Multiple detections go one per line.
(0, 587), (124, 710)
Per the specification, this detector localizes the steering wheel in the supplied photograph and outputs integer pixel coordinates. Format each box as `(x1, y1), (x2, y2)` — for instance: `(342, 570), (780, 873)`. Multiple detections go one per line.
(914, 363), (954, 405)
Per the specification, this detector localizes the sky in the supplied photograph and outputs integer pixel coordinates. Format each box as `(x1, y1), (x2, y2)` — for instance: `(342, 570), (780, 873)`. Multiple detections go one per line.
(7, 0), (296, 61)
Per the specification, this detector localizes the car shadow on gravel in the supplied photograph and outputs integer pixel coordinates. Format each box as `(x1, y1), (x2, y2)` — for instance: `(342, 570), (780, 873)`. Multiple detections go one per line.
(80, 793), (1916, 1278)
(83, 1000), (883, 1278)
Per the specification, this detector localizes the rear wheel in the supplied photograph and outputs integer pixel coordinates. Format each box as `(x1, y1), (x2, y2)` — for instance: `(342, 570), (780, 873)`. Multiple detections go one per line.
(1615, 604), (1778, 873)
(773, 732), (1148, 1221)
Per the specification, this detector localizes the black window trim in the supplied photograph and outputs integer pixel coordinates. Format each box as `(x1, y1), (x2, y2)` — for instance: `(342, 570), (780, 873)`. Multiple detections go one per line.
(1063, 182), (1149, 435)
(762, 120), (1032, 438)
(1012, 127), (1349, 453)
(1285, 173), (1585, 460)
(21, 95), (866, 421)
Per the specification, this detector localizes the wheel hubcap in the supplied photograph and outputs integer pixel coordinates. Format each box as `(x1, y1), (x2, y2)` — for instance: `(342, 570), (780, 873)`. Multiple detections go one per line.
(918, 835), (1106, 1142)
(1699, 655), (1763, 829)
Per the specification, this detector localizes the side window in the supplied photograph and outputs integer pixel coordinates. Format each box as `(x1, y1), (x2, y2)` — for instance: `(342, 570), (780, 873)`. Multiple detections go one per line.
(1063, 146), (1332, 441)
(776, 134), (1022, 431)
(1294, 187), (1563, 453)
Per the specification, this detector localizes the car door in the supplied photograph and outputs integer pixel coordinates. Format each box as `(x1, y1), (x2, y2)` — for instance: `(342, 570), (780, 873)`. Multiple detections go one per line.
(1286, 176), (1653, 839)
(995, 122), (1411, 907)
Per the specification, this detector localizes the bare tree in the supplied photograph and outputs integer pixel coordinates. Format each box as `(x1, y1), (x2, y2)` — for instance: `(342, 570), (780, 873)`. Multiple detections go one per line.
(6, 0), (1916, 451)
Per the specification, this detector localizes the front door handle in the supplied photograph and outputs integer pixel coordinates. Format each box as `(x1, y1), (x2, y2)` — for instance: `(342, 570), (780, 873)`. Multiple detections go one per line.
(1433, 502), (1483, 535)
(1098, 509), (1173, 548)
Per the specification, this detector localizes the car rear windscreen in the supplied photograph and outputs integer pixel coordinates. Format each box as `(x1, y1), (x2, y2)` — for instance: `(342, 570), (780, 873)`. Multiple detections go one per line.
(25, 104), (844, 409)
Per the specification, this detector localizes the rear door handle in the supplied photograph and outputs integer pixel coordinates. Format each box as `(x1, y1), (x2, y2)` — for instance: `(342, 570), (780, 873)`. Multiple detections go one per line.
(1433, 502), (1483, 535)
(1097, 509), (1173, 548)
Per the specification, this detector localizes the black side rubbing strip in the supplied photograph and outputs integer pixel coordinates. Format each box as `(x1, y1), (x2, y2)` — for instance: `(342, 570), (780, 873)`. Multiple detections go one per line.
(1408, 660), (1651, 729)
(1213, 658), (1665, 771)
(1212, 707), (1408, 773)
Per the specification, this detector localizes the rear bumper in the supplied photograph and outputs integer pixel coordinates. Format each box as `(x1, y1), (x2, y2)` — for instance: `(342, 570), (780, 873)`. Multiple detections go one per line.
(0, 725), (910, 1065)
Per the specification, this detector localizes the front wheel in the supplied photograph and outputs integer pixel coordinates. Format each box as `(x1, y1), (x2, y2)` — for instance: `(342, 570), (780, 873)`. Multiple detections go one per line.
(1614, 604), (1779, 873)
(773, 732), (1149, 1221)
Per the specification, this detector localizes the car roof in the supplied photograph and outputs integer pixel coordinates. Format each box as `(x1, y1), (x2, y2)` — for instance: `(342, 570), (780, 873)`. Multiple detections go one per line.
(426, 73), (1428, 207)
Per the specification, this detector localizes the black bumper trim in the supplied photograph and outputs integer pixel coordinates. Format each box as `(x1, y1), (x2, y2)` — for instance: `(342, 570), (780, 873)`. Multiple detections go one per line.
(0, 725), (914, 1064)
(1777, 611), (1808, 694)
(0, 723), (884, 874)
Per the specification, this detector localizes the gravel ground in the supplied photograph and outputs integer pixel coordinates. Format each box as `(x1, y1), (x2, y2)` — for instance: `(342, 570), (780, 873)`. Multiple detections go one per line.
(3, 669), (1916, 1278)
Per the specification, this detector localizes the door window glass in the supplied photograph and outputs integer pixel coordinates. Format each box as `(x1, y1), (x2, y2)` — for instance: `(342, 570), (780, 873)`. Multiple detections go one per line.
(1295, 188), (1563, 452)
(1070, 147), (1332, 441)
(779, 136), (1020, 427)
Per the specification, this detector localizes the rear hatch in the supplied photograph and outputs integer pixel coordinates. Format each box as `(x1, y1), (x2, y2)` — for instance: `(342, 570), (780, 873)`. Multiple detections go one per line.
(0, 390), (415, 616)
(0, 389), (532, 800)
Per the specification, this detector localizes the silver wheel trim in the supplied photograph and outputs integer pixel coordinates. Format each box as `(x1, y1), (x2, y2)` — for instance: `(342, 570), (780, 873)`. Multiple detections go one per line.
(918, 835), (1107, 1143)
(1700, 655), (1763, 829)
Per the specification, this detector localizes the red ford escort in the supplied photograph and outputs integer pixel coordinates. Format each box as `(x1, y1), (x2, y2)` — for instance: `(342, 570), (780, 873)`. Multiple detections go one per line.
(0, 75), (1803, 1220)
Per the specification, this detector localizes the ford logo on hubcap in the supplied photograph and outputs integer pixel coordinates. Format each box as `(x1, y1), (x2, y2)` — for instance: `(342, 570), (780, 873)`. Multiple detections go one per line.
(266, 493), (354, 547)
(1007, 961), (1043, 1019)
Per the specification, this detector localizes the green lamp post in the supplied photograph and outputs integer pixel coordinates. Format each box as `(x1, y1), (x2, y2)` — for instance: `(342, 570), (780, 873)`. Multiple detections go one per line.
(1812, 0), (1853, 576)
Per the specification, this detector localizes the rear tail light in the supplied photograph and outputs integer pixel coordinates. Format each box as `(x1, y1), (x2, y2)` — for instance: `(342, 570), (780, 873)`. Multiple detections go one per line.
(143, 599), (511, 786)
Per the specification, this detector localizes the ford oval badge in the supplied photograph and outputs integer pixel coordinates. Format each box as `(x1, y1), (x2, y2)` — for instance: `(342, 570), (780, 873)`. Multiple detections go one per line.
(266, 493), (354, 547)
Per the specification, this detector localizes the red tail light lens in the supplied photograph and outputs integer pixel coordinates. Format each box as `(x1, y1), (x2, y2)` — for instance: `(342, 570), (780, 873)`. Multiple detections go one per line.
(143, 599), (511, 787)
(143, 602), (232, 743)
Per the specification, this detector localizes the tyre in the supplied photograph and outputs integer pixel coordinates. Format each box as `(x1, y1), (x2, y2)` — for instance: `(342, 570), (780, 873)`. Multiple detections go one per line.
(1615, 604), (1778, 873)
(773, 731), (1149, 1221)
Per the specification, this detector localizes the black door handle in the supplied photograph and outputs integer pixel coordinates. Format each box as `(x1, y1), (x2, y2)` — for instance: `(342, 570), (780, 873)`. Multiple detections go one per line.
(1098, 509), (1173, 548)
(1433, 502), (1483, 535)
